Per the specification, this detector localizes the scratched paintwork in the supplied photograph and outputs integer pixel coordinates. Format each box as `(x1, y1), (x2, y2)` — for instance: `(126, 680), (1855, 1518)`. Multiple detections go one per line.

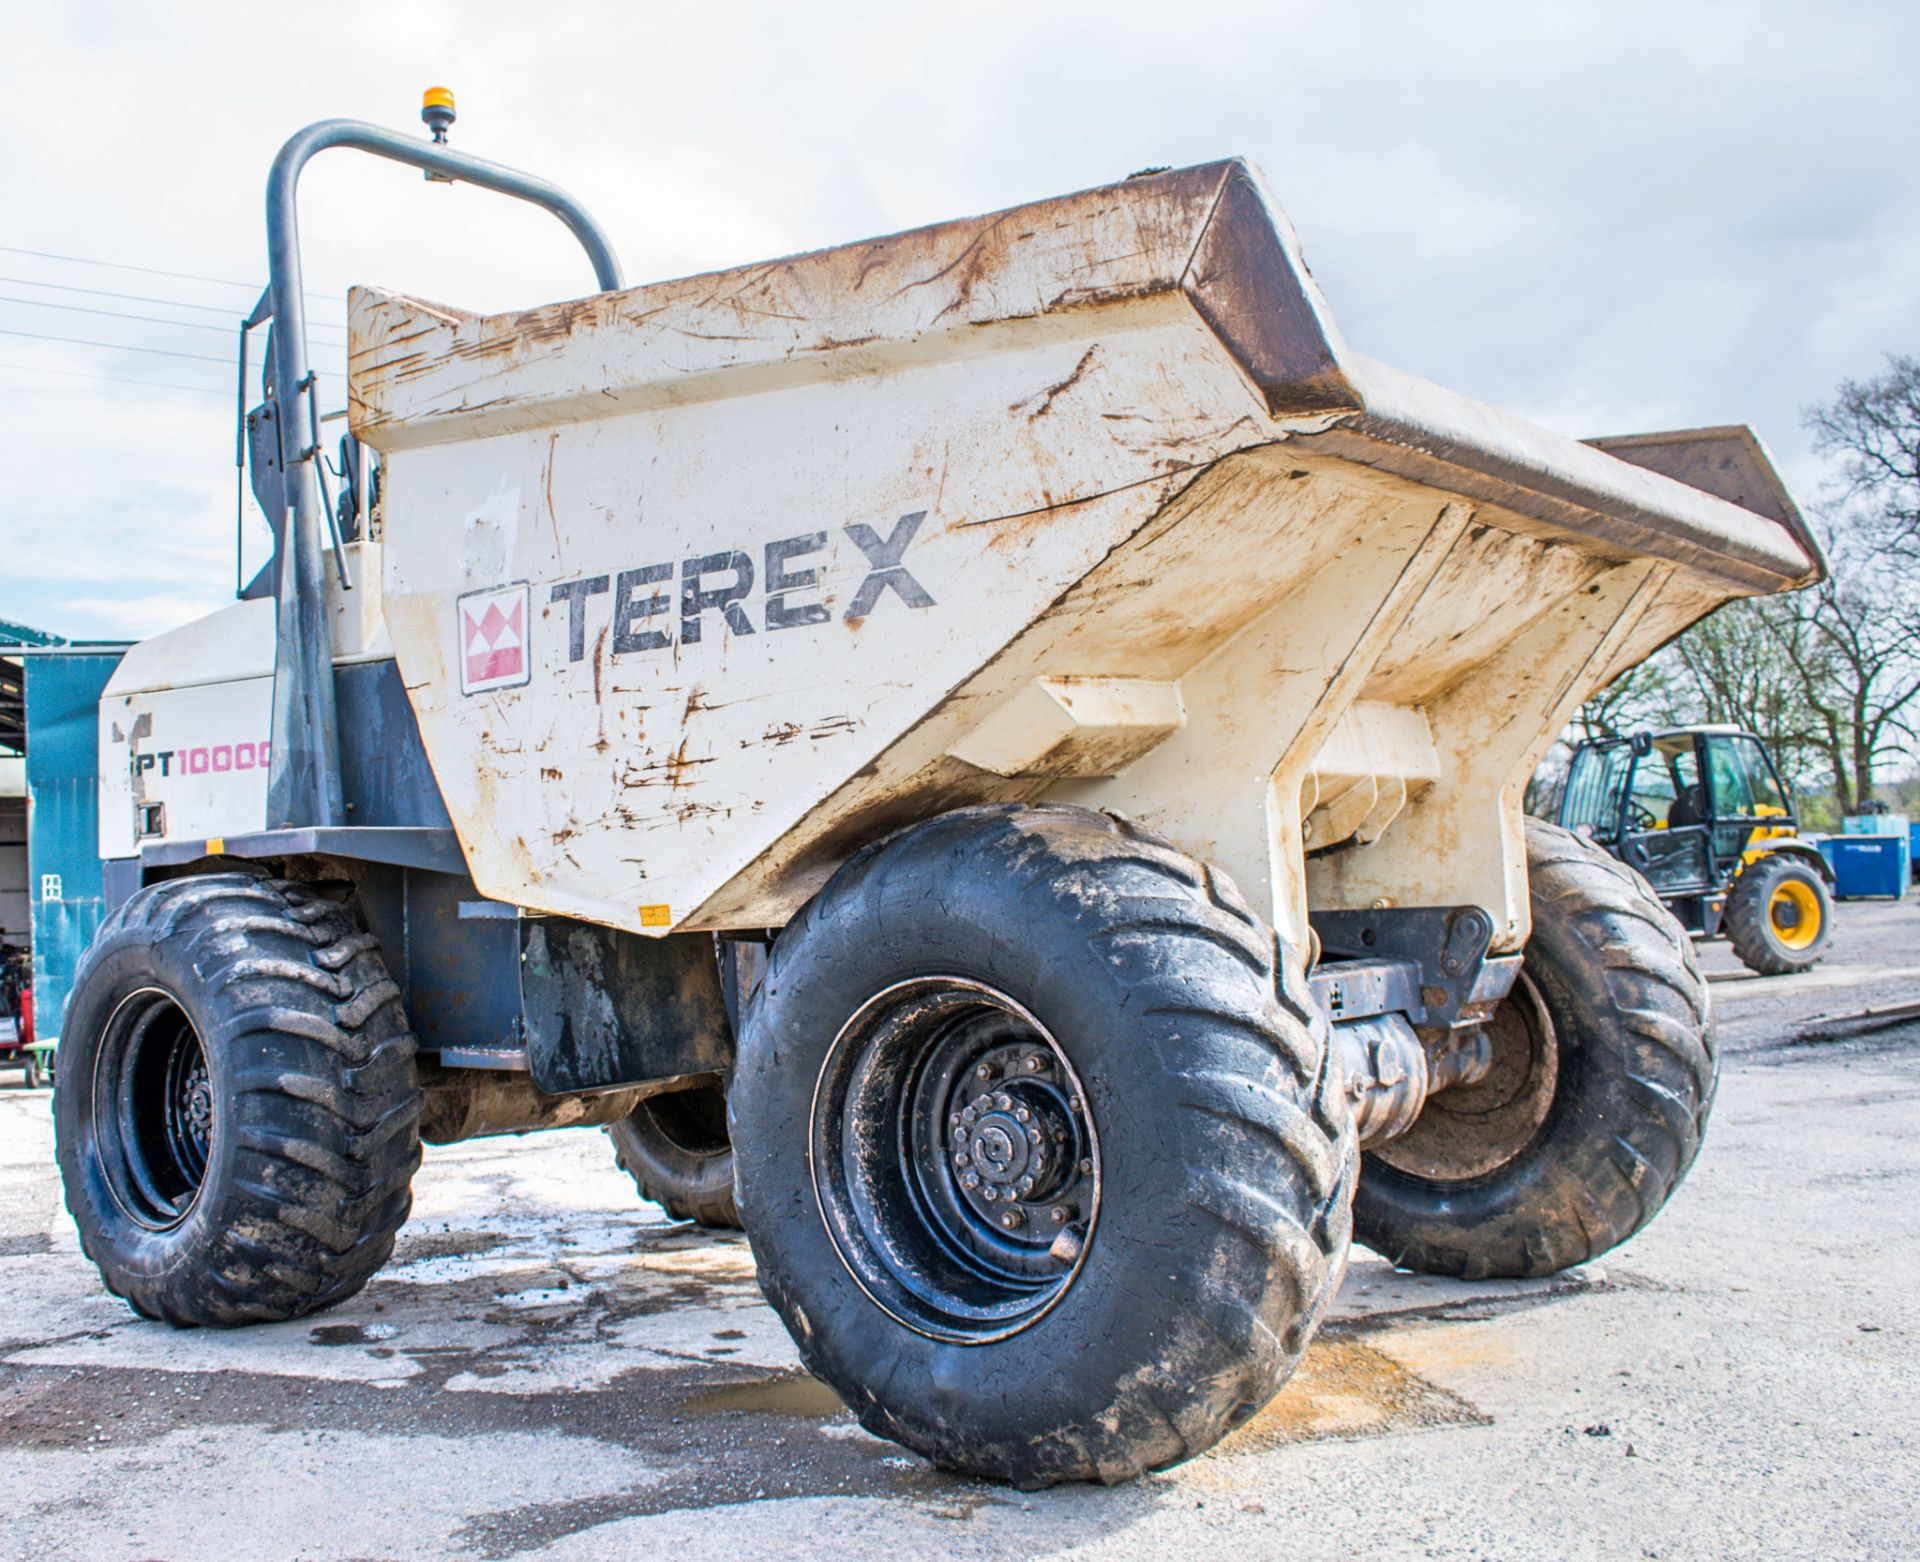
(316, 158), (1819, 942)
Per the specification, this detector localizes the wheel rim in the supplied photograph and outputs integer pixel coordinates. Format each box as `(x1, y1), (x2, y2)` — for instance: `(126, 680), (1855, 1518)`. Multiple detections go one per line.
(809, 977), (1100, 1344)
(91, 987), (213, 1231)
(1768, 878), (1822, 950)
(1370, 968), (1560, 1184)
(638, 1078), (730, 1158)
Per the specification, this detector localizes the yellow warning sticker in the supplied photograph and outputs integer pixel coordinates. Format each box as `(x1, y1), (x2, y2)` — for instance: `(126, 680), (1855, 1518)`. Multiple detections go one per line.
(639, 904), (672, 928)
(207, 837), (225, 855)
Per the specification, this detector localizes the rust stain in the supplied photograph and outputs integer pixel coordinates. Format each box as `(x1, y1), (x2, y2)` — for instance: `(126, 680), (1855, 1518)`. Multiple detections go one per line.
(664, 739), (701, 789)
(1015, 345), (1100, 424)
(1212, 1332), (1486, 1459)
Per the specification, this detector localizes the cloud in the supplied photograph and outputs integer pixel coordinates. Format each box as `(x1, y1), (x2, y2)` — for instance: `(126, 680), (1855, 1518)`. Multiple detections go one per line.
(52, 592), (231, 639)
(2, 0), (1916, 644)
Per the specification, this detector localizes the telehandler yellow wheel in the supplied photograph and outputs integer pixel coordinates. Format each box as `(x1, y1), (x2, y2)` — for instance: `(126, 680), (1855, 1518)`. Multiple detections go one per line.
(1724, 855), (1833, 976)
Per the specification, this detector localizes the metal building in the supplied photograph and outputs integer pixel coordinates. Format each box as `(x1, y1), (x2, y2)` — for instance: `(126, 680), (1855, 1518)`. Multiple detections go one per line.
(0, 622), (127, 1065)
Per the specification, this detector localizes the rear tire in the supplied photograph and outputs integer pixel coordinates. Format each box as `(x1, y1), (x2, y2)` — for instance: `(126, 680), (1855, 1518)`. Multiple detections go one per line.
(54, 873), (422, 1326)
(1724, 854), (1832, 976)
(22, 1052), (44, 1090)
(608, 1078), (739, 1228)
(731, 804), (1355, 1486)
(1352, 819), (1714, 1280)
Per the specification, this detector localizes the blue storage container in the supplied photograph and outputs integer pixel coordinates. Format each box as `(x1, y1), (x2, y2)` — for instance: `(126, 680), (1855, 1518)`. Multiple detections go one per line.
(1818, 834), (1910, 900)
(1911, 820), (1920, 883)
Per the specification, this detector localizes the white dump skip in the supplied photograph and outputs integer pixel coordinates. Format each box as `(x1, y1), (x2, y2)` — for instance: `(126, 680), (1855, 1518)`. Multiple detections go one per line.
(344, 160), (1818, 948)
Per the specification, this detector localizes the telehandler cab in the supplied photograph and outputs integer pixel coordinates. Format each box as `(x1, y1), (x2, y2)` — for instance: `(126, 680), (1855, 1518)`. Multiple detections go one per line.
(54, 98), (1822, 1485)
(1543, 725), (1834, 975)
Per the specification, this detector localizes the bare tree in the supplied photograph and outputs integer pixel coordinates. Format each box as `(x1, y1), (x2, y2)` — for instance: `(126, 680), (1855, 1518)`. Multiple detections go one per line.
(1806, 353), (1920, 554)
(1765, 560), (1920, 814)
(1568, 356), (1920, 815)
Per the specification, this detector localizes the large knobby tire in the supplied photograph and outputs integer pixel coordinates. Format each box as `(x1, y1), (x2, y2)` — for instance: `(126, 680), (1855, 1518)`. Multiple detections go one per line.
(730, 804), (1356, 1487)
(1723, 853), (1833, 976)
(54, 874), (422, 1326)
(608, 1077), (740, 1228)
(1352, 819), (1715, 1280)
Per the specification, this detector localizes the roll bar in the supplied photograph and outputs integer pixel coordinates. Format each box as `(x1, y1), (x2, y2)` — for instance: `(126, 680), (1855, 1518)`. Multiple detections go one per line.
(261, 114), (622, 831)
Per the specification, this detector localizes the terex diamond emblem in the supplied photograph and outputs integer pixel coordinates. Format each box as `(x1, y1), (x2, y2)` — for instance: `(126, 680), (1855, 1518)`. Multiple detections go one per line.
(457, 583), (532, 696)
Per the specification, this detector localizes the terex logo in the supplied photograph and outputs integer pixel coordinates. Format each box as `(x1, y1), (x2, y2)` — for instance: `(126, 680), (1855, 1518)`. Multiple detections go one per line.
(458, 583), (532, 696)
(545, 513), (935, 668)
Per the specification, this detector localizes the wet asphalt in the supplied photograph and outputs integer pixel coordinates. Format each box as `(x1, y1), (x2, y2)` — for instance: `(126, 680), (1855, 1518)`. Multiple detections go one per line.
(0, 894), (1915, 1560)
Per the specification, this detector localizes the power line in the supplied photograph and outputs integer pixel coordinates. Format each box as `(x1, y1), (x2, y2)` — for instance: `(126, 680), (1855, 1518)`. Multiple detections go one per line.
(0, 295), (337, 343)
(0, 360), (230, 399)
(0, 276), (351, 337)
(0, 292), (349, 343)
(0, 242), (353, 316)
(0, 326), (242, 365)
(0, 243), (351, 312)
(0, 274), (254, 318)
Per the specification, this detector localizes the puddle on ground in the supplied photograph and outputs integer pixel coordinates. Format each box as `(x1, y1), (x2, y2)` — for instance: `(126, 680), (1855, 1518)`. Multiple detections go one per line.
(307, 1322), (399, 1348)
(679, 1373), (846, 1418)
(668, 1332), (1480, 1451)
(1216, 1333), (1486, 1455)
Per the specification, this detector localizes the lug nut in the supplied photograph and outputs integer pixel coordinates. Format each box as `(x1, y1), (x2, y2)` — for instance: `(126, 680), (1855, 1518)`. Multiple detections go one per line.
(981, 1185), (998, 1202)
(1050, 1205), (1072, 1225)
(1017, 1175), (1035, 1196)
(1000, 1209), (1024, 1230)
(1078, 1158), (1094, 1175)
(1014, 1106), (1031, 1124)
(1067, 1096), (1082, 1113)
(960, 1171), (980, 1190)
(952, 1152), (970, 1168)
(1023, 1054), (1046, 1074)
(1026, 1125), (1042, 1144)
(993, 1092), (1012, 1111)
(975, 1062), (996, 1081)
(953, 1125), (969, 1142)
(1053, 1128), (1068, 1143)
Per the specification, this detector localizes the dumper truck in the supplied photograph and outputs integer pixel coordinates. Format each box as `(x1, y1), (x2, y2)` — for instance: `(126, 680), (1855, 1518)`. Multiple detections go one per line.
(53, 101), (1823, 1487)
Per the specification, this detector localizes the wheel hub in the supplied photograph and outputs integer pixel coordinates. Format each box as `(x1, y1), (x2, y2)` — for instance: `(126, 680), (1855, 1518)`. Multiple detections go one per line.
(812, 978), (1102, 1343)
(950, 1061), (1080, 1219)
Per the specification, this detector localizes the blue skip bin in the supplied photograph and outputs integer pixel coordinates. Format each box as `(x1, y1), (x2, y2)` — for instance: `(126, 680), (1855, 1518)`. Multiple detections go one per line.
(1818, 834), (1911, 900)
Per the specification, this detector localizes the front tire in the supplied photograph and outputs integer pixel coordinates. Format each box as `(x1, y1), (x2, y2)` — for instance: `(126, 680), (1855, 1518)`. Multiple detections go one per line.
(1724, 854), (1832, 976)
(1352, 819), (1715, 1280)
(54, 874), (422, 1326)
(731, 804), (1355, 1486)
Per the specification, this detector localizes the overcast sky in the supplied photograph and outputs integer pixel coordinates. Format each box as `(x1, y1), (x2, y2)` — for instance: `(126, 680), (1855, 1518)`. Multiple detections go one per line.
(2, 1), (1915, 641)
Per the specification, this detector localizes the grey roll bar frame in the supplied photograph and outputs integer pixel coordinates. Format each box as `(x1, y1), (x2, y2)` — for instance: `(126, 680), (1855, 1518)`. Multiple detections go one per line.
(262, 118), (623, 832)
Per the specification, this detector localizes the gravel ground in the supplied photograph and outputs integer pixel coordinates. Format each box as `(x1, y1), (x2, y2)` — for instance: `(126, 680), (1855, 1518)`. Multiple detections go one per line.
(0, 893), (1914, 1560)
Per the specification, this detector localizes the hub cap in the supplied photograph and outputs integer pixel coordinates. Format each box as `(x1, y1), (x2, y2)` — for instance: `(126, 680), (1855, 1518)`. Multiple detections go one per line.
(1768, 878), (1822, 950)
(810, 977), (1100, 1343)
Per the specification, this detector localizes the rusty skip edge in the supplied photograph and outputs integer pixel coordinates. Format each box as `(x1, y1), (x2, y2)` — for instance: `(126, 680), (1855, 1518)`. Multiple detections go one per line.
(347, 157), (1820, 596)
